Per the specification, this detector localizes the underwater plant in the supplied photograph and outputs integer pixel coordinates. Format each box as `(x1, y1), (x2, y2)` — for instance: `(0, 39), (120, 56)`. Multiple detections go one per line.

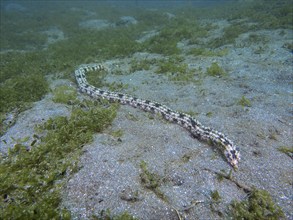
(92, 209), (139, 220)
(0, 74), (49, 123)
(130, 58), (153, 72)
(237, 96), (252, 107)
(139, 160), (166, 201)
(0, 101), (118, 219)
(206, 62), (227, 77)
(229, 188), (284, 219)
(209, 23), (250, 48)
(155, 56), (200, 84)
(211, 190), (221, 202)
(188, 48), (229, 57)
(52, 85), (78, 104)
(277, 146), (293, 158)
(143, 17), (208, 55)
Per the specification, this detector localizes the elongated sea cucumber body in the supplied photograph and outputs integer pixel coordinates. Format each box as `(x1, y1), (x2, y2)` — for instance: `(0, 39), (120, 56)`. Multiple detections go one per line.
(75, 64), (240, 169)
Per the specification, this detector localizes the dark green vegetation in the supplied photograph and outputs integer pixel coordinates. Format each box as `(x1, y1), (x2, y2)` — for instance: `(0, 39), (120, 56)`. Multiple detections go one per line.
(206, 62), (226, 77)
(85, 68), (129, 92)
(215, 170), (284, 219)
(139, 161), (166, 201)
(0, 73), (48, 112)
(210, 23), (251, 48)
(155, 56), (202, 84)
(282, 42), (293, 52)
(0, 75), (48, 112)
(0, 52), (49, 106)
(110, 129), (124, 138)
(48, 27), (141, 72)
(211, 190), (221, 202)
(247, 34), (269, 45)
(229, 188), (284, 220)
(0, 52), (48, 134)
(237, 96), (252, 107)
(1, 2), (137, 51)
(0, 52), (49, 134)
(157, 58), (189, 80)
(93, 209), (138, 220)
(130, 58), (154, 72)
(214, 170), (285, 219)
(142, 17), (209, 55)
(216, 169), (233, 182)
(188, 47), (229, 57)
(1, 0), (291, 122)
(0, 101), (118, 219)
(226, 1), (292, 30)
(52, 85), (78, 104)
(277, 146), (293, 158)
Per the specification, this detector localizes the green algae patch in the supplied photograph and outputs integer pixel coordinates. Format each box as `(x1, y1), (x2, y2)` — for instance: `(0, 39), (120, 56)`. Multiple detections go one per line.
(157, 59), (188, 76)
(130, 58), (153, 72)
(229, 188), (284, 220)
(0, 73), (49, 133)
(143, 18), (208, 55)
(48, 27), (141, 74)
(0, 52), (49, 111)
(156, 57), (199, 84)
(0, 101), (118, 219)
(237, 96), (252, 107)
(0, 51), (50, 134)
(206, 62), (227, 77)
(52, 85), (78, 104)
(0, 51), (49, 82)
(85, 68), (129, 93)
(282, 42), (293, 52)
(0, 74), (49, 109)
(277, 146), (293, 158)
(93, 209), (139, 220)
(139, 161), (166, 201)
(110, 129), (124, 138)
(188, 48), (229, 57)
(211, 190), (221, 202)
(210, 23), (250, 48)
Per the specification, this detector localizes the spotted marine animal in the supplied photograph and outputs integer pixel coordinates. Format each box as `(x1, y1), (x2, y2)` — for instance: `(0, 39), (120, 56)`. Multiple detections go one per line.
(75, 63), (241, 169)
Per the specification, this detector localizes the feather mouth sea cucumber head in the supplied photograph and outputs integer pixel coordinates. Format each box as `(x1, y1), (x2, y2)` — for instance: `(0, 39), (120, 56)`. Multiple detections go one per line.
(225, 148), (241, 170)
